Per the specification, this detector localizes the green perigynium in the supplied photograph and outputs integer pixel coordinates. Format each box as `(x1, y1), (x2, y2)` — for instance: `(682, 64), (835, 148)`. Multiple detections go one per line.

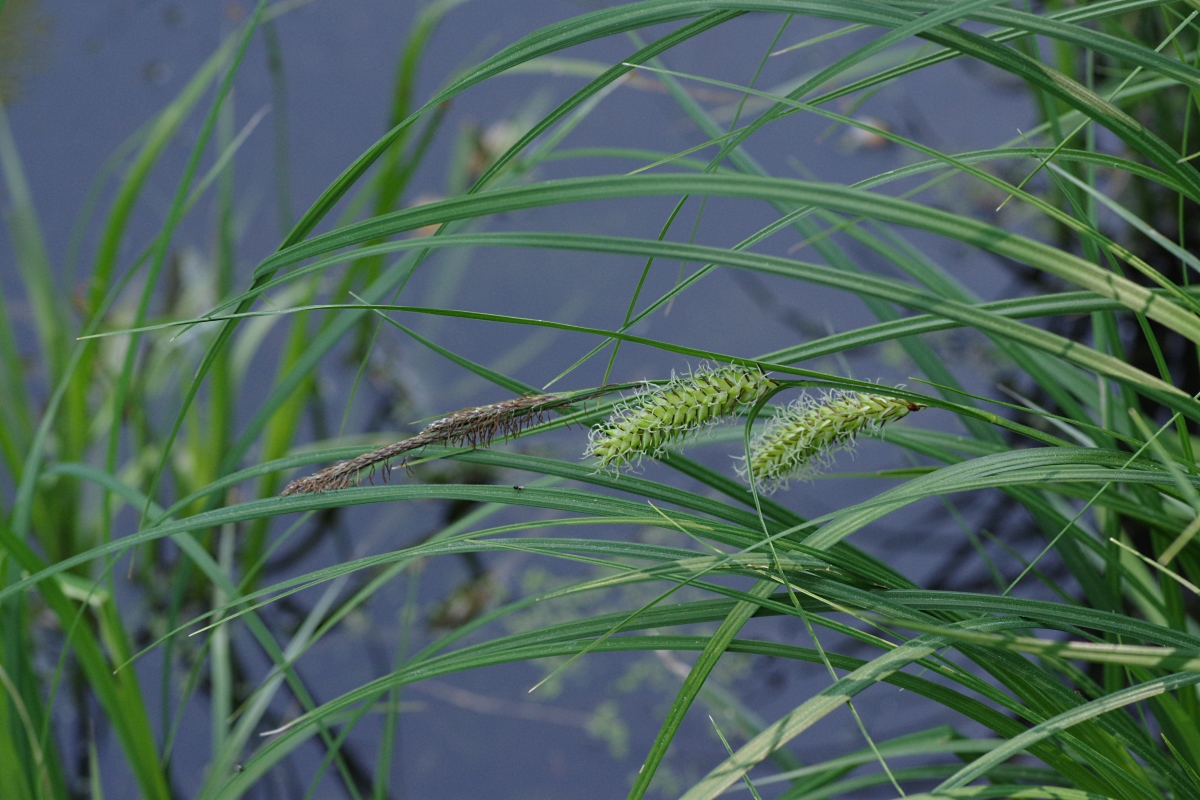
(739, 390), (922, 493)
(585, 364), (778, 470)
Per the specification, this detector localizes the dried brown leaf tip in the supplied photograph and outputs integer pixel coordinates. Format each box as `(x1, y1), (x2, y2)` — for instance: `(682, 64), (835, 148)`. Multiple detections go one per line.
(281, 394), (565, 496)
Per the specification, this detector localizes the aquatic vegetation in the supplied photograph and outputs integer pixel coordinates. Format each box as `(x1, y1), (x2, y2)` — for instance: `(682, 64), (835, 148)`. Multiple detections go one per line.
(5, 2), (1200, 799)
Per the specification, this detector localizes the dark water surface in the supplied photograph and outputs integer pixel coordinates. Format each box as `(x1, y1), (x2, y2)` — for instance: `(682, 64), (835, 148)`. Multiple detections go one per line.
(2, 2), (1039, 797)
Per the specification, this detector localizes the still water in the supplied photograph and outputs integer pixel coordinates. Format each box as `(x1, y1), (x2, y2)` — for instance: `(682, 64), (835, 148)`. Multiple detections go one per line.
(2, 1), (1036, 797)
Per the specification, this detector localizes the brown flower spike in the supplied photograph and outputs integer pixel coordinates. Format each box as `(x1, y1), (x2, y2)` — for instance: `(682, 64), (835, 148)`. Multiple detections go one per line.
(281, 394), (567, 496)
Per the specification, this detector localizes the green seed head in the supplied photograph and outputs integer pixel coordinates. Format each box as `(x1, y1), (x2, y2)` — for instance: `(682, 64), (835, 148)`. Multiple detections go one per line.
(738, 390), (922, 493)
(585, 364), (777, 470)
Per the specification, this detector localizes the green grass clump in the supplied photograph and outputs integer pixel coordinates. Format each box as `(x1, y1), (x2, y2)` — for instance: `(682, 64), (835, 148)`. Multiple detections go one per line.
(7, 1), (1200, 798)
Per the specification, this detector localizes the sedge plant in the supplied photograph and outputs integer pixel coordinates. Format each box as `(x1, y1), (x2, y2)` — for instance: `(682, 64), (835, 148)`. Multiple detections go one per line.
(7, 1), (1200, 799)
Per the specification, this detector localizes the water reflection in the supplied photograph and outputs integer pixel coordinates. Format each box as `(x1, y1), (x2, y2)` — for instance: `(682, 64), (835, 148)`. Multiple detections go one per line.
(0, 0), (51, 103)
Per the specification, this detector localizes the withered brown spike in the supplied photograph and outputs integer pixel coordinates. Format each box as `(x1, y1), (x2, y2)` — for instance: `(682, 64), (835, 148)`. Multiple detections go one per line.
(280, 393), (564, 496)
